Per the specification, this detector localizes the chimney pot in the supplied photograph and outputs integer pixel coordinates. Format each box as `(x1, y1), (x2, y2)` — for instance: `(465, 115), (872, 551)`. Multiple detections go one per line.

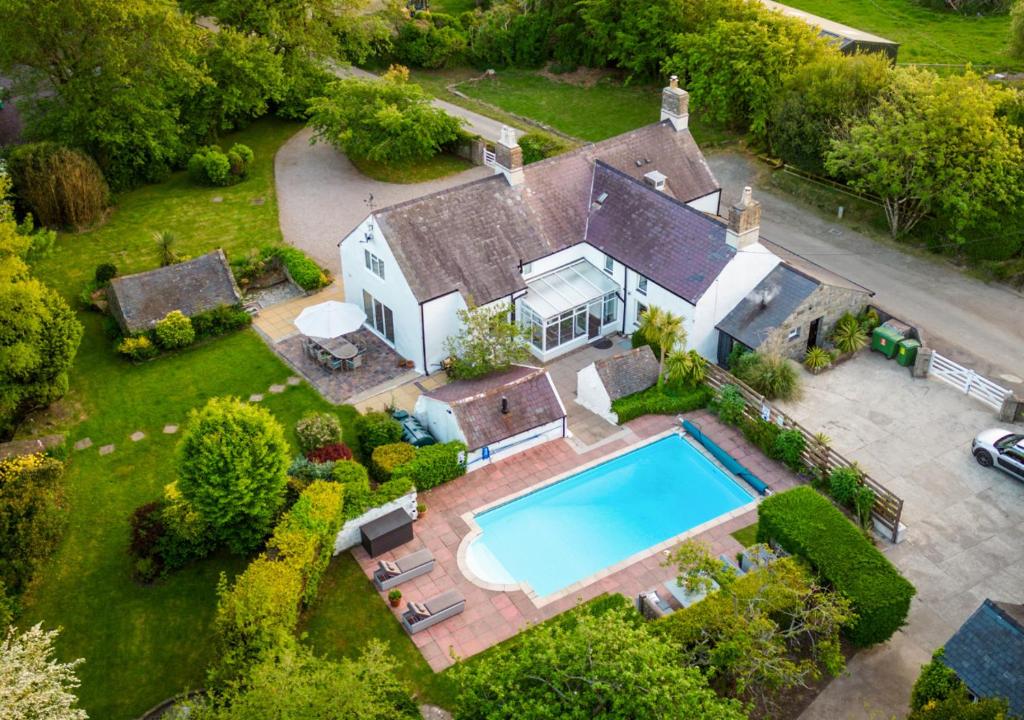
(670, 75), (679, 89)
(660, 78), (689, 132)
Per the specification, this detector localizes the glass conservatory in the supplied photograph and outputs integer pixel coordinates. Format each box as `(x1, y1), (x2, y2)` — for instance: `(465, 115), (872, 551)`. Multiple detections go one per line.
(519, 260), (620, 354)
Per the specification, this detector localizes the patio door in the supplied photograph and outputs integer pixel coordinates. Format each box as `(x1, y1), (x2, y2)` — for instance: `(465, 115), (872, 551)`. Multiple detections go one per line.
(362, 290), (395, 344)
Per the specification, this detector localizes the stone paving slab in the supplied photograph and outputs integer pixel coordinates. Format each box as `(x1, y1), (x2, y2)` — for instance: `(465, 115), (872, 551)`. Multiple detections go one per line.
(249, 393), (264, 402)
(268, 384), (286, 394)
(286, 376), (301, 386)
(130, 431), (145, 442)
(99, 444), (115, 456)
(74, 438), (92, 451)
(163, 425), (178, 434)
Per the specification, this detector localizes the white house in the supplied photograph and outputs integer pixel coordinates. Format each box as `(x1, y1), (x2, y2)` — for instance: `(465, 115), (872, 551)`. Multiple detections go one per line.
(576, 345), (660, 424)
(412, 365), (567, 470)
(340, 77), (786, 374)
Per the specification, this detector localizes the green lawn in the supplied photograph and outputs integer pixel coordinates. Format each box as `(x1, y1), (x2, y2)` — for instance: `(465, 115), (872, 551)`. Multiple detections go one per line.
(781, 0), (1017, 68)
(429, 0), (480, 14)
(300, 554), (458, 707)
(349, 152), (474, 184)
(731, 522), (759, 548)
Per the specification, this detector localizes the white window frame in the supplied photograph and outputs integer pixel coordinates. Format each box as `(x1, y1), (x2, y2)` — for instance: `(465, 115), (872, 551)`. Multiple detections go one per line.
(637, 275), (648, 295)
(364, 249), (385, 280)
(787, 327), (800, 341)
(635, 301), (648, 327)
(603, 255), (614, 274)
(521, 261), (533, 275)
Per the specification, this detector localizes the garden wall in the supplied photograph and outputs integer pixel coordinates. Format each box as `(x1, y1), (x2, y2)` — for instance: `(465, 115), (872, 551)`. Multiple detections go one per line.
(332, 490), (418, 554)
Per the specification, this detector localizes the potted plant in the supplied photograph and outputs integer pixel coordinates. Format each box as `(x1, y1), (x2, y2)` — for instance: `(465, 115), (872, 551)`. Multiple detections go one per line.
(416, 501), (427, 518)
(388, 589), (402, 607)
(803, 346), (832, 375)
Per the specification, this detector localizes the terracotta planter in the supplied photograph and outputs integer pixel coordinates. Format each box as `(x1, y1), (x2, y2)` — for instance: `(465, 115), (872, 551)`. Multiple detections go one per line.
(389, 597), (401, 608)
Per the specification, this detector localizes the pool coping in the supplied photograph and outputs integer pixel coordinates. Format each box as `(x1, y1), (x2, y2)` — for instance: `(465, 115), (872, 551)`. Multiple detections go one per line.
(456, 426), (761, 608)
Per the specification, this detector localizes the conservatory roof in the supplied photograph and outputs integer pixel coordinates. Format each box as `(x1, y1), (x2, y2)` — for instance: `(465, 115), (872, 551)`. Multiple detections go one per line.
(524, 260), (619, 319)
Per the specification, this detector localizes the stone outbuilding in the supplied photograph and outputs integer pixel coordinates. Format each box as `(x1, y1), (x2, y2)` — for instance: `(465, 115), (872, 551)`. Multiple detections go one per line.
(413, 365), (567, 471)
(715, 262), (873, 364)
(576, 345), (660, 424)
(107, 249), (242, 334)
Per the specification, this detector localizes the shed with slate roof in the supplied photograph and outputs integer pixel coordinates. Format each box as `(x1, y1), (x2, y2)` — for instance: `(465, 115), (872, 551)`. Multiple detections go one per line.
(413, 365), (567, 469)
(107, 250), (242, 334)
(576, 346), (660, 424)
(942, 599), (1024, 717)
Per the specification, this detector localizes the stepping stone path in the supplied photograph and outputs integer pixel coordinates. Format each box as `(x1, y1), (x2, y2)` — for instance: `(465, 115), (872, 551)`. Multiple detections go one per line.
(249, 393), (264, 402)
(268, 384), (286, 394)
(99, 444), (115, 456)
(130, 431), (146, 442)
(211, 196), (223, 203)
(286, 376), (301, 386)
(163, 424), (178, 434)
(74, 438), (93, 451)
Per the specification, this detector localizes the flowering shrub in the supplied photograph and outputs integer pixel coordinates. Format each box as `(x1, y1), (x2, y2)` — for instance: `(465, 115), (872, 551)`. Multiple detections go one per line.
(295, 412), (342, 454)
(306, 443), (353, 464)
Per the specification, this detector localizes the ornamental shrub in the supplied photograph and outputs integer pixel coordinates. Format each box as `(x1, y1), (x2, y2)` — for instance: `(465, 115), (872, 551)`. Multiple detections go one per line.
(711, 385), (746, 426)
(333, 460), (373, 517)
(154, 310), (195, 349)
(159, 482), (215, 570)
(117, 335), (158, 361)
(371, 442), (417, 482)
(306, 443), (353, 464)
(771, 428), (806, 471)
(611, 384), (711, 424)
(354, 412), (404, 459)
(828, 467), (861, 505)
(832, 313), (868, 354)
(288, 455), (337, 483)
(274, 246), (331, 291)
(911, 649), (961, 710)
(392, 441), (466, 490)
(94, 263), (118, 285)
(268, 480), (345, 604)
(190, 305), (252, 338)
(757, 486), (916, 646)
(7, 141), (110, 229)
(188, 146), (233, 186)
(295, 412), (343, 454)
(741, 417), (782, 456)
(803, 346), (832, 372)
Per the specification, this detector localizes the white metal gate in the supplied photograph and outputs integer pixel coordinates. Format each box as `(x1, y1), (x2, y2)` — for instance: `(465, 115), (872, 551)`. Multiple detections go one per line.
(483, 149), (496, 167)
(928, 352), (1012, 411)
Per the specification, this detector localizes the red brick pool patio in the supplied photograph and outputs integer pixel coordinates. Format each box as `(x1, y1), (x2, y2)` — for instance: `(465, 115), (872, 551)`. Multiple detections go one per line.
(352, 410), (800, 671)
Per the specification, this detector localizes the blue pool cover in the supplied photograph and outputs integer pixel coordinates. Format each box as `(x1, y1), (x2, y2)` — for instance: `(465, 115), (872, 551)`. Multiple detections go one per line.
(681, 419), (770, 495)
(465, 434), (754, 597)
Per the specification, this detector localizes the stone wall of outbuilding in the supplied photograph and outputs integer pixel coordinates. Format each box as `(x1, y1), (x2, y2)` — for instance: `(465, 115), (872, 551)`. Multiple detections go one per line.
(759, 284), (872, 360)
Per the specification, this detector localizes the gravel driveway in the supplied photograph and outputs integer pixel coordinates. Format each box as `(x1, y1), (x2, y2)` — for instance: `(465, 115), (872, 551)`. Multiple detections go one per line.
(275, 126), (491, 273)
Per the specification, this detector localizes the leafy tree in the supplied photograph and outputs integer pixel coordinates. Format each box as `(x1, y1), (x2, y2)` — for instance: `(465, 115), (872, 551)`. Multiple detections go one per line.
(175, 397), (290, 553)
(0, 0), (206, 189)
(184, 638), (417, 719)
(660, 544), (853, 714)
(393, 16), (468, 69)
(6, 143), (110, 230)
(445, 302), (530, 380)
(185, 27), (285, 141)
(0, 454), (67, 596)
(769, 52), (893, 173)
(826, 68), (1024, 241)
(453, 600), (747, 720)
(636, 306), (685, 388)
(0, 176), (83, 437)
(909, 651), (1010, 719)
(665, 10), (832, 138)
(0, 624), (87, 720)
(308, 73), (464, 166)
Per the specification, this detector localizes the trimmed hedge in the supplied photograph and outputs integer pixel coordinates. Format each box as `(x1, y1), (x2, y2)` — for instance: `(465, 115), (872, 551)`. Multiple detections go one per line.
(353, 412), (404, 459)
(757, 486), (915, 646)
(611, 384), (711, 425)
(275, 246), (331, 291)
(371, 442), (417, 482)
(268, 481), (345, 604)
(392, 441), (466, 490)
(331, 459), (415, 520)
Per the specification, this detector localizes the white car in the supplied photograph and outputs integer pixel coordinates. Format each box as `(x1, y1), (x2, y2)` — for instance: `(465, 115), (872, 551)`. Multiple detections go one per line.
(972, 429), (1024, 481)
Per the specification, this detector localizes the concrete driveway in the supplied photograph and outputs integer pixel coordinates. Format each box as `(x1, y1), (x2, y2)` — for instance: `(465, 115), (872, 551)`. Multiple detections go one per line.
(707, 151), (1024, 392)
(776, 352), (1024, 719)
(275, 126), (490, 273)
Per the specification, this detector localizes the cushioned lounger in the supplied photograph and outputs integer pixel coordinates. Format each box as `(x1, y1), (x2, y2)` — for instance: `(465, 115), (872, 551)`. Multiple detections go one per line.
(373, 548), (436, 591)
(401, 590), (465, 635)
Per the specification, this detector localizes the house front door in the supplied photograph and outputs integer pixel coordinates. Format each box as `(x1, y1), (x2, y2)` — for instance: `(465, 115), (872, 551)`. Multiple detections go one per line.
(807, 317), (822, 350)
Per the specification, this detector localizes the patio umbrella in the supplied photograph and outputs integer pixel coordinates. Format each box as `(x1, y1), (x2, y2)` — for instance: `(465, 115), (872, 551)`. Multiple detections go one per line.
(294, 301), (366, 339)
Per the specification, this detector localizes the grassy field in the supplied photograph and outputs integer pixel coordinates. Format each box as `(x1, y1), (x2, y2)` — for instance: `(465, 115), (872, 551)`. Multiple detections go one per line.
(350, 152), (473, 184)
(429, 0), (480, 14)
(782, 0), (1017, 68)
(731, 522), (760, 548)
(412, 68), (735, 146)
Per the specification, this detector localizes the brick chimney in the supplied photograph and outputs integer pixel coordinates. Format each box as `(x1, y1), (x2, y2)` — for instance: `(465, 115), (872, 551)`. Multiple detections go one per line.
(494, 125), (524, 186)
(660, 75), (689, 132)
(726, 186), (761, 250)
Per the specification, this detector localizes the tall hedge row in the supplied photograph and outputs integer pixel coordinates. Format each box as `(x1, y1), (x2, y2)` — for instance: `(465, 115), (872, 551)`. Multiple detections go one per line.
(392, 441), (467, 490)
(214, 480), (345, 676)
(757, 486), (915, 646)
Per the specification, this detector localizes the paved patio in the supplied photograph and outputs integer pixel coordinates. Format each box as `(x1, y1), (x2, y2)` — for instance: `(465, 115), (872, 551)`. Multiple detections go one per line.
(353, 410), (800, 670)
(778, 352), (1024, 720)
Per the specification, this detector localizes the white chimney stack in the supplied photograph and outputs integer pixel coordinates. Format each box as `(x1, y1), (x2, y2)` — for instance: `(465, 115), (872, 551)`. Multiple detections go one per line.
(726, 186), (762, 250)
(660, 75), (689, 132)
(494, 125), (524, 186)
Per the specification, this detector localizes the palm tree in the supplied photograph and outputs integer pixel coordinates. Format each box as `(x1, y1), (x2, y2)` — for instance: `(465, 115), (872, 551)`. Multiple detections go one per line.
(664, 349), (706, 388)
(637, 306), (686, 388)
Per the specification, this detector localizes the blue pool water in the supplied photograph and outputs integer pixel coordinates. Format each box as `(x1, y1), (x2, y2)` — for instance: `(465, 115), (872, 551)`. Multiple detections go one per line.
(465, 434), (754, 597)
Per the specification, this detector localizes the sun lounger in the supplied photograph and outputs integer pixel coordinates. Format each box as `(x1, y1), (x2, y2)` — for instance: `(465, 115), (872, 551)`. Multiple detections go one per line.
(400, 590), (465, 635)
(637, 589), (673, 619)
(373, 548), (435, 591)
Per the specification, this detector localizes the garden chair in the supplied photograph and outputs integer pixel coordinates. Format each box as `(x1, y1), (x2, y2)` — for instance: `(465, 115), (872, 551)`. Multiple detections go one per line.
(373, 548), (435, 591)
(637, 589), (673, 619)
(401, 590), (465, 635)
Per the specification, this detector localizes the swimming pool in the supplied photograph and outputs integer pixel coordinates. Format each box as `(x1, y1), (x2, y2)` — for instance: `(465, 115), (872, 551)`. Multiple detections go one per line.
(462, 433), (755, 599)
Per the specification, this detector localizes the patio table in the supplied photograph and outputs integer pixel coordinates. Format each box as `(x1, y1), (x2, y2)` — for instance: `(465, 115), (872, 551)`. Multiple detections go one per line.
(312, 336), (357, 360)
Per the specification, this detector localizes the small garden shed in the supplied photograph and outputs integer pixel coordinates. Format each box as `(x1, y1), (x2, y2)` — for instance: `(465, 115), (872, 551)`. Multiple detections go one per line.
(107, 249), (242, 334)
(413, 365), (566, 470)
(576, 346), (660, 424)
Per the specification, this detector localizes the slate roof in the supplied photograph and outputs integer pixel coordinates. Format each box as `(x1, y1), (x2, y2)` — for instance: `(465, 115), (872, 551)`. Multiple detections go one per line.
(594, 346), (660, 401)
(371, 120), (721, 305)
(423, 365), (565, 451)
(586, 162), (732, 304)
(715, 264), (820, 349)
(943, 599), (1024, 717)
(107, 250), (242, 334)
